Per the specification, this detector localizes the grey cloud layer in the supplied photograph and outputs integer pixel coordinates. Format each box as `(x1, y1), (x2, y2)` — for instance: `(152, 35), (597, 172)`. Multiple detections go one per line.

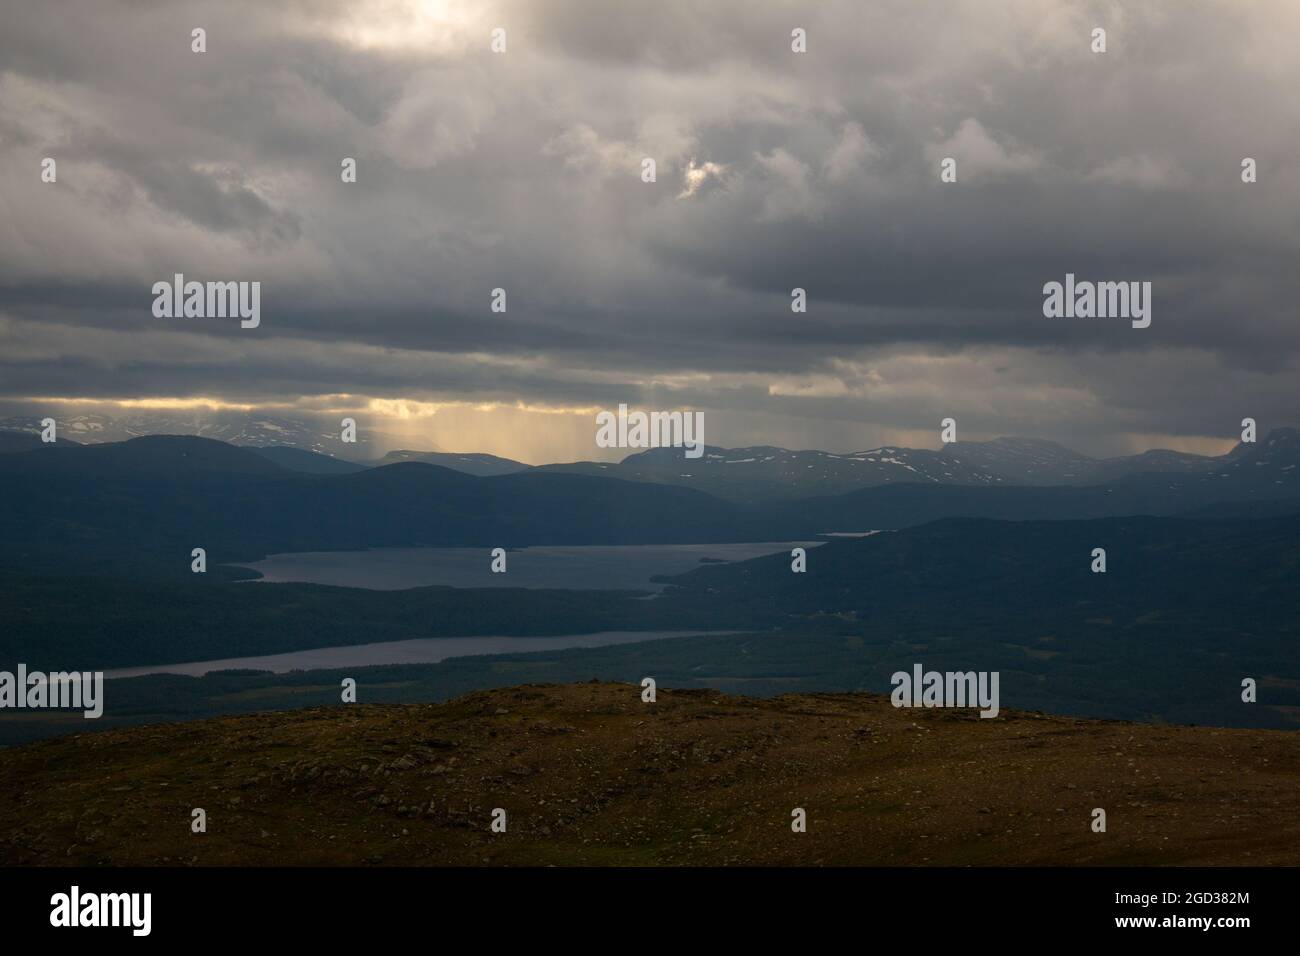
(1, 0), (1297, 451)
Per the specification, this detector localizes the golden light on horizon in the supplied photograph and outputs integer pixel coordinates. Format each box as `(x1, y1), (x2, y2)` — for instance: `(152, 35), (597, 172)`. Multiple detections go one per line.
(16, 394), (618, 464)
(26, 396), (264, 412)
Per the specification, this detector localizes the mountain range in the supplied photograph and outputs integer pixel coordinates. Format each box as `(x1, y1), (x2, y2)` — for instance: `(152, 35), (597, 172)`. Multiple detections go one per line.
(1, 412), (1291, 502)
(0, 412), (395, 460)
(539, 434), (1282, 502)
(0, 428), (1298, 579)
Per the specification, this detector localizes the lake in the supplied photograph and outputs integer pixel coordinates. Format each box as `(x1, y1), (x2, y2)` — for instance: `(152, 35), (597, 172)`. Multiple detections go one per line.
(120, 541), (823, 680)
(104, 630), (733, 679)
(234, 541), (821, 591)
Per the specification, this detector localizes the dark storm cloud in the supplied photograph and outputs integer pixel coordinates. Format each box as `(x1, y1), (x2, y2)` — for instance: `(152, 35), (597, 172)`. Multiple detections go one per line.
(0, 0), (1297, 452)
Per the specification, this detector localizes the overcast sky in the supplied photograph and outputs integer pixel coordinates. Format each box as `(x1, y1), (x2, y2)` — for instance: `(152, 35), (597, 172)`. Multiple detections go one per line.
(1, 0), (1298, 461)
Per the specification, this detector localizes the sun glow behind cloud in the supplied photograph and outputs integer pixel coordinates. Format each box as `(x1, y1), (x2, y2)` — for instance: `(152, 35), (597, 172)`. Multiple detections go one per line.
(320, 0), (483, 53)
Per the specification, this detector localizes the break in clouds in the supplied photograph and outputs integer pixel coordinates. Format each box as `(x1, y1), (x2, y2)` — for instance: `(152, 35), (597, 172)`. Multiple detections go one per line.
(1, 0), (1299, 459)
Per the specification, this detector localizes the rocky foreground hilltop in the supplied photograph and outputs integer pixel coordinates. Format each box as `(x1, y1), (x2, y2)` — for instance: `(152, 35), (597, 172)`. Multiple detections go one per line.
(1, 682), (1297, 866)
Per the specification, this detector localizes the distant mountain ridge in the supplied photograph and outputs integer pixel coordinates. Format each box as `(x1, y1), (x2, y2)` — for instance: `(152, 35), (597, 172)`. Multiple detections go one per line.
(0, 434), (289, 478)
(766, 430), (1300, 531)
(247, 446), (369, 475)
(0, 414), (527, 476)
(0, 413), (384, 460)
(540, 444), (1005, 502)
(539, 431), (1290, 502)
(2, 413), (1294, 502)
(370, 449), (530, 476)
(0, 431), (80, 455)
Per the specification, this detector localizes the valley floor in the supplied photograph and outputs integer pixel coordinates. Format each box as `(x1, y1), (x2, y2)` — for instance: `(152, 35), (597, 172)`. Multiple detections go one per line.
(1, 682), (1296, 866)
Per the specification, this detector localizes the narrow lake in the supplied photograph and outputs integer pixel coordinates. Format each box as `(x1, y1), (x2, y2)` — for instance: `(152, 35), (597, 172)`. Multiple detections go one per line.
(104, 630), (737, 680)
(234, 541), (821, 591)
